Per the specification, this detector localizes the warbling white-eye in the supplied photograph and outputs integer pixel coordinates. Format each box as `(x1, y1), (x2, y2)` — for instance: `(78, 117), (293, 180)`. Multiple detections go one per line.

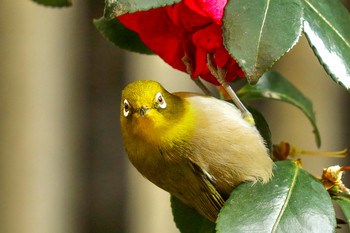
(120, 80), (273, 222)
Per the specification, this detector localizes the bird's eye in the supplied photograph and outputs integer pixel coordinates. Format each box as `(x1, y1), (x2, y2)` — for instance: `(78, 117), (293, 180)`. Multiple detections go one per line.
(155, 92), (166, 109)
(123, 99), (130, 117)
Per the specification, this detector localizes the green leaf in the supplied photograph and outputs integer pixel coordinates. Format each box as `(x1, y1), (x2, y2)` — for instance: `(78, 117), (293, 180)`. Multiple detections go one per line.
(216, 161), (336, 233)
(104, 0), (181, 19)
(222, 0), (303, 85)
(333, 195), (350, 228)
(247, 106), (273, 156)
(31, 0), (71, 7)
(93, 17), (153, 54)
(171, 195), (216, 233)
(237, 71), (321, 147)
(303, 0), (350, 91)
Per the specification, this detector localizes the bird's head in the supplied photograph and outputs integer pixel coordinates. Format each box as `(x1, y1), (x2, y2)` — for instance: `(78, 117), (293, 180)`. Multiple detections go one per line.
(120, 80), (193, 146)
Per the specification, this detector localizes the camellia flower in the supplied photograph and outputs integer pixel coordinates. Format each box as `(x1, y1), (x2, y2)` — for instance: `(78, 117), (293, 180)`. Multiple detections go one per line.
(118, 0), (245, 85)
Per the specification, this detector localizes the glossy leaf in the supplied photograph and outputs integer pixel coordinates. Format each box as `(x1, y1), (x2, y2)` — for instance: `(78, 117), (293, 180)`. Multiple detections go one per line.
(247, 106), (273, 156)
(333, 195), (350, 228)
(93, 17), (153, 54)
(222, 0), (303, 85)
(31, 0), (71, 7)
(237, 71), (321, 147)
(171, 195), (216, 233)
(104, 0), (181, 19)
(303, 0), (350, 90)
(216, 161), (336, 233)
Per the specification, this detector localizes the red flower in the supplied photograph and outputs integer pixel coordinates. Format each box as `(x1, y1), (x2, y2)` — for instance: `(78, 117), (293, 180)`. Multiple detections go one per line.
(118, 0), (245, 85)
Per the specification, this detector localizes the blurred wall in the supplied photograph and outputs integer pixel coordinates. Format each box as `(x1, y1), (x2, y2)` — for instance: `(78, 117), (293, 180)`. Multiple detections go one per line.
(0, 1), (87, 233)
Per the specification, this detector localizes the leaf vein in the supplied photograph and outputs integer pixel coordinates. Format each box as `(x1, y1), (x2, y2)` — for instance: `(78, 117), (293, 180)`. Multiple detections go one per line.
(271, 165), (299, 232)
(303, 0), (350, 49)
(253, 0), (270, 73)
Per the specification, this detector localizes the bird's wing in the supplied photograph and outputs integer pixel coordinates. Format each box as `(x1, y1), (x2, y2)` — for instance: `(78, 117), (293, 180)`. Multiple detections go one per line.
(183, 159), (225, 222)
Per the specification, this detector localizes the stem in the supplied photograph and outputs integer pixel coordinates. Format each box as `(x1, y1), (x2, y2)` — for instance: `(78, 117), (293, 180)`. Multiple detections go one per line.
(340, 166), (350, 171)
(192, 77), (212, 96)
(206, 53), (254, 125)
(182, 56), (212, 96)
(301, 148), (348, 158)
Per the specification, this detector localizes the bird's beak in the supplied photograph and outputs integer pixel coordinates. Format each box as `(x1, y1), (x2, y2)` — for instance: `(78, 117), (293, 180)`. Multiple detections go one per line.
(139, 106), (149, 117)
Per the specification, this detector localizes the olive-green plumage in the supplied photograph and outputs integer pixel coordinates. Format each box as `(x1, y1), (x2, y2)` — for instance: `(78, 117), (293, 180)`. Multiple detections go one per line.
(120, 80), (273, 222)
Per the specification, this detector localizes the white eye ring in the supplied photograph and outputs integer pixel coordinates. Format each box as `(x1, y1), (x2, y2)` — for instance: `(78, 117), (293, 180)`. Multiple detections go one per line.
(123, 99), (130, 117)
(155, 92), (166, 109)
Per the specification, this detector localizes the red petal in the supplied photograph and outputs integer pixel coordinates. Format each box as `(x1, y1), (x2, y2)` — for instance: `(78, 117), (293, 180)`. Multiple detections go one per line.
(193, 47), (208, 78)
(184, 0), (228, 25)
(118, 8), (187, 73)
(117, 2), (239, 86)
(192, 24), (222, 53)
(165, 1), (212, 32)
(215, 46), (231, 67)
(225, 62), (245, 82)
(237, 67), (245, 78)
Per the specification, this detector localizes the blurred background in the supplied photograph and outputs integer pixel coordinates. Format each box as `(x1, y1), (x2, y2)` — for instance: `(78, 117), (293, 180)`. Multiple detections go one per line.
(0, 1), (350, 233)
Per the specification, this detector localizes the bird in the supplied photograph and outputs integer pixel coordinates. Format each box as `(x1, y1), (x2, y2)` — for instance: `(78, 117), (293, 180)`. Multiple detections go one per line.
(120, 80), (274, 222)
